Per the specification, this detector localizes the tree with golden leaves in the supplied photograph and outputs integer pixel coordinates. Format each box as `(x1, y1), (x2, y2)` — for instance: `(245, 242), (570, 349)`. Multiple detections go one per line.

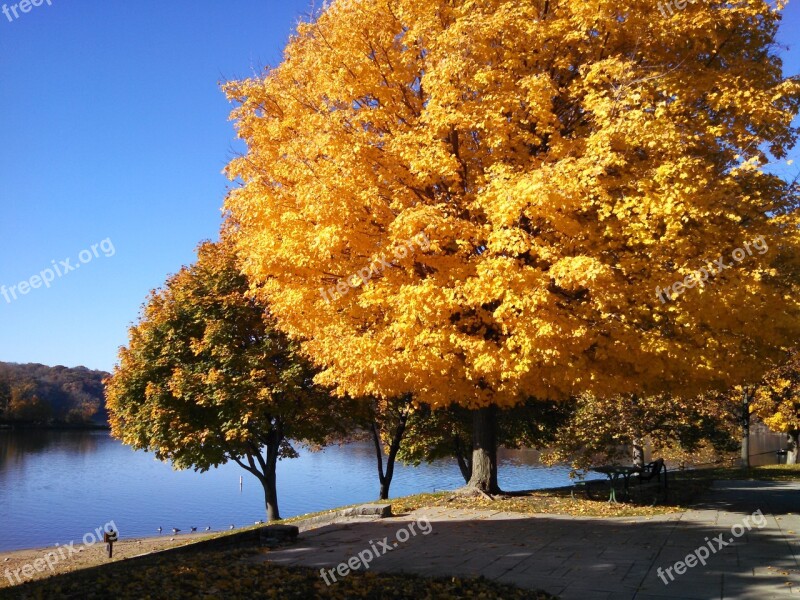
(542, 393), (740, 472)
(223, 0), (800, 492)
(753, 350), (800, 464)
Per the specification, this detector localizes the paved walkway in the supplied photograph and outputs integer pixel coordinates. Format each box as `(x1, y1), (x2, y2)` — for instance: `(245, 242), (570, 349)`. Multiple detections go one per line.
(262, 481), (800, 599)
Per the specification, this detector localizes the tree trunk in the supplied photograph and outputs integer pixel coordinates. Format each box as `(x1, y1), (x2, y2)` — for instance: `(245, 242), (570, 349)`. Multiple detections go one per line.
(454, 435), (472, 483)
(370, 423), (387, 498)
(741, 431), (751, 468)
(230, 429), (283, 521)
(262, 471), (280, 521)
(380, 427), (403, 500)
(741, 388), (752, 468)
(370, 409), (409, 500)
(630, 395), (645, 468)
(259, 429), (282, 521)
(787, 431), (799, 465)
(239, 450), (281, 521)
(632, 438), (645, 468)
(466, 405), (501, 494)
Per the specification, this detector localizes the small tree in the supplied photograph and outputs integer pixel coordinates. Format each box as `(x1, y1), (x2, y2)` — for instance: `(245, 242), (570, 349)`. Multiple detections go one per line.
(367, 396), (412, 500)
(753, 351), (800, 464)
(106, 241), (340, 520)
(542, 394), (739, 472)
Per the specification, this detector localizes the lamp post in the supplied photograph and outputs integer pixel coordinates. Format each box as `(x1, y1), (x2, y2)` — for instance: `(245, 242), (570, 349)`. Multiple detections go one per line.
(741, 388), (751, 469)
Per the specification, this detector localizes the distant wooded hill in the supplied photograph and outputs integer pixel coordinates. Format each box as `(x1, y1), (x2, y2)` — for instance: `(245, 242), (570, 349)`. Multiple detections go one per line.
(0, 362), (109, 426)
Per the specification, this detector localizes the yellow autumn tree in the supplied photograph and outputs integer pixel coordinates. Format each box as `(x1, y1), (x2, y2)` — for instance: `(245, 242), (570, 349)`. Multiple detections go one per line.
(752, 350), (800, 464)
(223, 0), (800, 492)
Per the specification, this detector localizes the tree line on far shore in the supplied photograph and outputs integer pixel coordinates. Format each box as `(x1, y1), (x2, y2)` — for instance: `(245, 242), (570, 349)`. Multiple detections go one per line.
(0, 362), (108, 426)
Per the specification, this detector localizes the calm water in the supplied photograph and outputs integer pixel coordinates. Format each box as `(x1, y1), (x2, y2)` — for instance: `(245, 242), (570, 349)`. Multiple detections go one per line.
(0, 430), (586, 552)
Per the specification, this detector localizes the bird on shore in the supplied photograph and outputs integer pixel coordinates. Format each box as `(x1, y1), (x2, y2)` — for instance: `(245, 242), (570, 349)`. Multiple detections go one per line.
(157, 527), (162, 534)
(172, 527), (181, 534)
(190, 527), (197, 533)
(255, 520), (264, 525)
(229, 524), (235, 530)
(205, 526), (211, 531)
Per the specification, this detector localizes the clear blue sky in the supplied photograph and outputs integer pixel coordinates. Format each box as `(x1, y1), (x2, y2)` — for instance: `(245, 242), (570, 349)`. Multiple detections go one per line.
(0, 1), (798, 372)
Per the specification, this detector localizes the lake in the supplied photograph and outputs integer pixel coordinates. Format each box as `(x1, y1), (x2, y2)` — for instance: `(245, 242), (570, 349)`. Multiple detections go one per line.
(0, 430), (588, 552)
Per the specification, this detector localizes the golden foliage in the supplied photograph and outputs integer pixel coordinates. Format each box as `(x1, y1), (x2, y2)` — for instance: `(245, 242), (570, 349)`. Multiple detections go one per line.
(753, 350), (800, 436)
(542, 393), (739, 471)
(224, 0), (800, 411)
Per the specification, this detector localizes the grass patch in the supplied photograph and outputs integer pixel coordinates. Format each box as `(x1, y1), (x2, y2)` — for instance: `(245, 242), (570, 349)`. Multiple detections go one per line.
(0, 548), (556, 600)
(678, 463), (800, 482)
(392, 477), (708, 518)
(389, 465), (800, 518)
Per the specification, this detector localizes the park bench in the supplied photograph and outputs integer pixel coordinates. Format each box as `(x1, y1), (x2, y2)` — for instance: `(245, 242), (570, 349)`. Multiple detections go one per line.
(634, 458), (667, 486)
(631, 458), (668, 504)
(574, 459), (668, 504)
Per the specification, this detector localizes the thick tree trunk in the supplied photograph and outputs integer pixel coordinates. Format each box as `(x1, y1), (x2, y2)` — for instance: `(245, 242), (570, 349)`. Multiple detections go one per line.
(264, 441), (281, 521)
(466, 405), (501, 494)
(262, 472), (280, 521)
(787, 431), (799, 465)
(255, 428), (282, 521)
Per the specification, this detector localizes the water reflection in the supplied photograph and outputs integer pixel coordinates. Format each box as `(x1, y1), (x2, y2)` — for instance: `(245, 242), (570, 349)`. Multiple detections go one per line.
(748, 427), (787, 466)
(0, 429), (101, 472)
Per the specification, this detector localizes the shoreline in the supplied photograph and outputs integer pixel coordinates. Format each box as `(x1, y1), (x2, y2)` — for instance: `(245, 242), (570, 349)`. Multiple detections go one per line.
(0, 423), (110, 431)
(0, 531), (219, 588)
(0, 503), (360, 589)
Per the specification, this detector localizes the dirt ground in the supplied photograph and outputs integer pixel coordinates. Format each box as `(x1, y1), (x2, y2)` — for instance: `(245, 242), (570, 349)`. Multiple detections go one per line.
(0, 532), (216, 589)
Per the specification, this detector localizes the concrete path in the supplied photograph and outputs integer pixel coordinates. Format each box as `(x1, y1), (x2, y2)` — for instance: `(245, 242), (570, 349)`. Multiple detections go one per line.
(261, 481), (800, 599)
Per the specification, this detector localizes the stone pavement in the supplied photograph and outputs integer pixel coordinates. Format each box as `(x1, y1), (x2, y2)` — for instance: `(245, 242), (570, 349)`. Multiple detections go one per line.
(261, 480), (800, 599)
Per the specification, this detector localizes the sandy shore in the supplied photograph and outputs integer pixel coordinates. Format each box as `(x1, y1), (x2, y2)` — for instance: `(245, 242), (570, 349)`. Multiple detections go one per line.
(0, 532), (218, 588)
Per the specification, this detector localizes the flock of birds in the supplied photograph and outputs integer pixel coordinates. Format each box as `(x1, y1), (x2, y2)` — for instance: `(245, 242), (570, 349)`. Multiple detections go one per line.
(157, 521), (265, 536)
